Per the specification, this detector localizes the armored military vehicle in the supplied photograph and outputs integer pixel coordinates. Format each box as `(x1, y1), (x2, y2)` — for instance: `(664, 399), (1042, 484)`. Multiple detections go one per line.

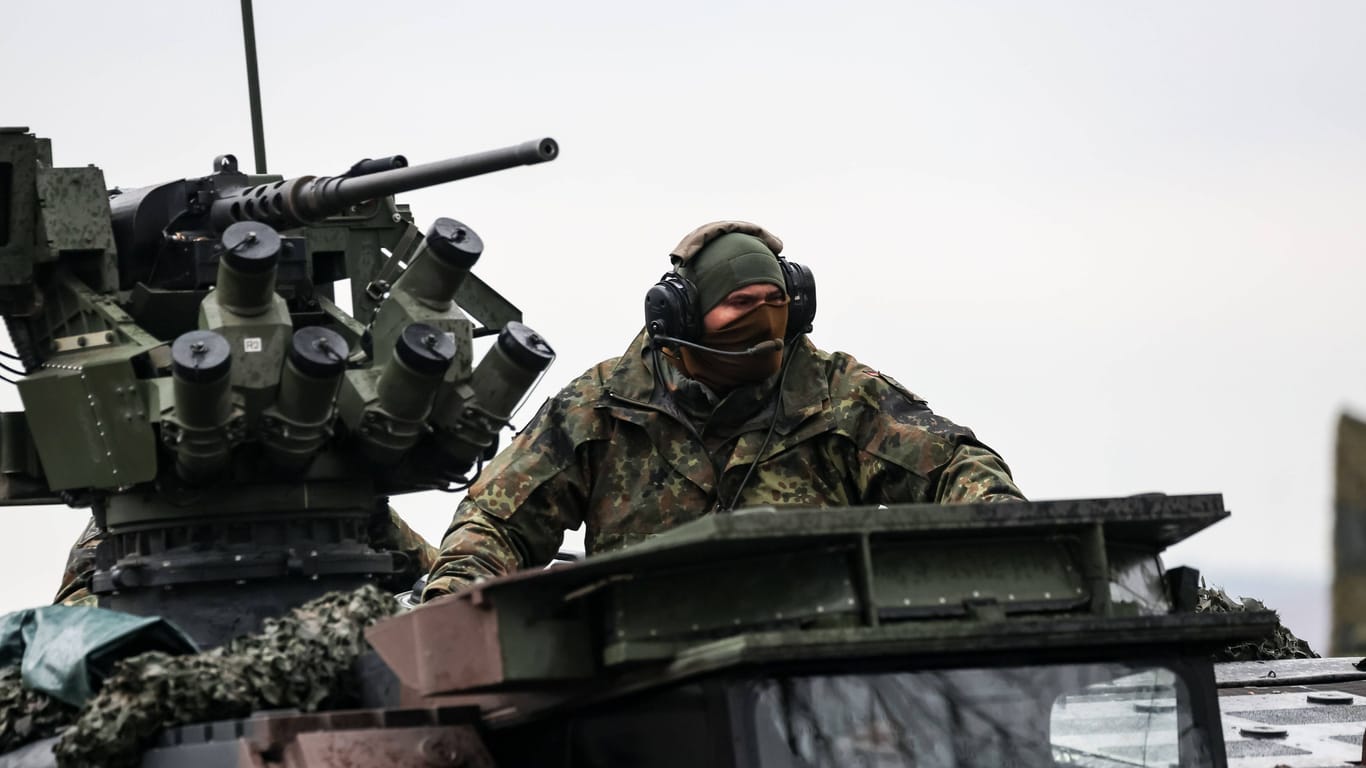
(0, 127), (560, 647)
(0, 129), (1360, 767)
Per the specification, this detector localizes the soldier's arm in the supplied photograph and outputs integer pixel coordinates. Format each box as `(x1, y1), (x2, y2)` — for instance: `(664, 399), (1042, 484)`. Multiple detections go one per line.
(839, 362), (1024, 505)
(53, 517), (103, 606)
(931, 441), (1023, 503)
(423, 476), (588, 600)
(422, 394), (594, 601)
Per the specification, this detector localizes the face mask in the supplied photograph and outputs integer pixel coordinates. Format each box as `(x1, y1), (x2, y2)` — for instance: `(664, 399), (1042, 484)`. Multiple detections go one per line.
(680, 303), (788, 393)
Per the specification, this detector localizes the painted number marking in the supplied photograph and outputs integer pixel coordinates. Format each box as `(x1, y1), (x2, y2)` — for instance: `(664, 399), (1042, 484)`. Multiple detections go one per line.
(244, 338), (263, 353)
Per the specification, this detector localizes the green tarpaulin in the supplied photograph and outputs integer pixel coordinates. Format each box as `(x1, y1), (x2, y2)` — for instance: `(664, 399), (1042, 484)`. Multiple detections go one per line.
(0, 606), (196, 706)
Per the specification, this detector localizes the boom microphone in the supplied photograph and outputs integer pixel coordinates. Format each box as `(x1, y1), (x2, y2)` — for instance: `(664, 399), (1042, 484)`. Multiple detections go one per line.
(649, 335), (783, 357)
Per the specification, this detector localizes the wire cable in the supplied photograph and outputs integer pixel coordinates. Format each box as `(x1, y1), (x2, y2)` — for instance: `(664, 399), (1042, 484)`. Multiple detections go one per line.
(0, 361), (28, 378)
(720, 345), (797, 513)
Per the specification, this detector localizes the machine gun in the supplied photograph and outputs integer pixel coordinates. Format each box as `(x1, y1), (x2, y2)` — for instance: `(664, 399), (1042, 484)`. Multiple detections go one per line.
(0, 128), (558, 645)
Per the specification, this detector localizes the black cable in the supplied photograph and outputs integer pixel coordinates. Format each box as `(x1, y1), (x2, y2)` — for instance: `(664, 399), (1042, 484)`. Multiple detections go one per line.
(648, 345), (668, 399)
(0, 361), (27, 378)
(720, 346), (797, 513)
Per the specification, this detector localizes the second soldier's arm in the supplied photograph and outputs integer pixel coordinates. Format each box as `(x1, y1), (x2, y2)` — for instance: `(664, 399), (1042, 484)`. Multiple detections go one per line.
(53, 517), (103, 606)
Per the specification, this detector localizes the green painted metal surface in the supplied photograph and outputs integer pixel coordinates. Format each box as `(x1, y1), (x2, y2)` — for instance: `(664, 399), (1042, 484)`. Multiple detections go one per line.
(17, 348), (155, 490)
(380, 495), (1270, 700)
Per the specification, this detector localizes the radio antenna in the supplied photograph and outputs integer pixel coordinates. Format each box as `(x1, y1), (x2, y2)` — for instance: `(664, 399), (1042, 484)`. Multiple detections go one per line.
(240, 0), (268, 173)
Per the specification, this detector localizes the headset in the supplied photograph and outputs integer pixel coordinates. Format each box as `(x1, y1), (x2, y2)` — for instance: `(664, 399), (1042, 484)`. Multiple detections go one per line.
(644, 221), (816, 352)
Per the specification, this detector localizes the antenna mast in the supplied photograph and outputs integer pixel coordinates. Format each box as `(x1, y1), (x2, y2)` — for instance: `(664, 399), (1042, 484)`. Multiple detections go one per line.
(240, 0), (268, 173)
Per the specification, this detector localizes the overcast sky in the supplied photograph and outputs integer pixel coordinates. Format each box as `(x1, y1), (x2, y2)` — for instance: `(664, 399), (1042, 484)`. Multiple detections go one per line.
(2, 1), (1363, 647)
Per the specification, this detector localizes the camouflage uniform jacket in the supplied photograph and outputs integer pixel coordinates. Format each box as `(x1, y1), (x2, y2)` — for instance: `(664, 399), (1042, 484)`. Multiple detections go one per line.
(424, 331), (1022, 599)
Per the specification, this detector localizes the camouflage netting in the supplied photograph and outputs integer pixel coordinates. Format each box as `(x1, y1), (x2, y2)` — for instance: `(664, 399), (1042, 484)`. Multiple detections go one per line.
(0, 665), (77, 753)
(0, 585), (397, 768)
(1197, 582), (1318, 662)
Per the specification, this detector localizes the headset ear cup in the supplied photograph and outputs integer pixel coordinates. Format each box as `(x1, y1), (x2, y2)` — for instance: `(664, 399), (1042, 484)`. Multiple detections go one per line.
(780, 259), (816, 338)
(644, 273), (700, 345)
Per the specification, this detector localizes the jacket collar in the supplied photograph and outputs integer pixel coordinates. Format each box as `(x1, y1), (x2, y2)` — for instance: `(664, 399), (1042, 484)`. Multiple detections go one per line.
(602, 329), (829, 434)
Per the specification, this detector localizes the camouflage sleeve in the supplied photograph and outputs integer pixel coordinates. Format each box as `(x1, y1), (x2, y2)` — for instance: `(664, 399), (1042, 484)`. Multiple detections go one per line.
(422, 388), (599, 601)
(930, 441), (1023, 503)
(422, 497), (550, 599)
(53, 517), (103, 607)
(836, 361), (1024, 505)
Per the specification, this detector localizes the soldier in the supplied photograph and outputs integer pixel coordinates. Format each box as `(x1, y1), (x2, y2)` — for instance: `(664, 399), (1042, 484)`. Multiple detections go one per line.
(422, 221), (1023, 600)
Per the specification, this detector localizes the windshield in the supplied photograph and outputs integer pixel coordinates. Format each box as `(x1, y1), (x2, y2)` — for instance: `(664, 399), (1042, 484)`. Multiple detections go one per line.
(742, 663), (1211, 767)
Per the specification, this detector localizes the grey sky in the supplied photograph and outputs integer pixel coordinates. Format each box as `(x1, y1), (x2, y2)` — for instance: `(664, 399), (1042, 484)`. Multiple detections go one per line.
(2, 1), (1363, 647)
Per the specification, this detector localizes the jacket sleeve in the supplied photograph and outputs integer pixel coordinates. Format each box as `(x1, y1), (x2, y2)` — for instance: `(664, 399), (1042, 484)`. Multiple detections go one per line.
(836, 362), (1024, 505)
(422, 374), (604, 601)
(929, 441), (1023, 503)
(53, 517), (103, 607)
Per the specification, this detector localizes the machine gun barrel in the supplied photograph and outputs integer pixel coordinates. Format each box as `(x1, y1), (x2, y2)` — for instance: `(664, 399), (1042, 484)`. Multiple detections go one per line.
(211, 137), (558, 231)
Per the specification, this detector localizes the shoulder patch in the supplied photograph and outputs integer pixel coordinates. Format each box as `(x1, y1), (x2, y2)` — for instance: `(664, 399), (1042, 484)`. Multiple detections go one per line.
(866, 370), (928, 406)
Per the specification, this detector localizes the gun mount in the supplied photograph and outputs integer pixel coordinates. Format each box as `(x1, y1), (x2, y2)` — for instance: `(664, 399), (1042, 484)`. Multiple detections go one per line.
(0, 128), (557, 646)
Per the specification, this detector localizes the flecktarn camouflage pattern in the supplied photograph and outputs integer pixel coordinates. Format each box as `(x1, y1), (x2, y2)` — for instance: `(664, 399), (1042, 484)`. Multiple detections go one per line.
(425, 331), (1021, 598)
(0, 585), (393, 767)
